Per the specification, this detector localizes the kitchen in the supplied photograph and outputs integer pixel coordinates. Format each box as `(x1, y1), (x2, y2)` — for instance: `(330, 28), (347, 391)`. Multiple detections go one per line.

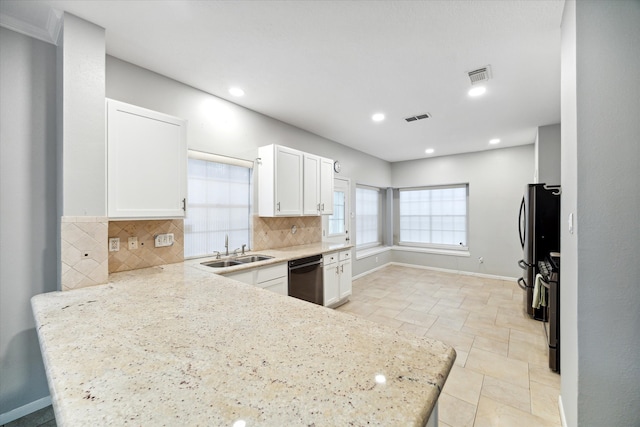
(1, 1), (639, 427)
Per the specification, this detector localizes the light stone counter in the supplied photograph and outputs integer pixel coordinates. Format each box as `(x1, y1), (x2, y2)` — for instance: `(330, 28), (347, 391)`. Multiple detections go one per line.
(188, 242), (354, 275)
(32, 253), (456, 426)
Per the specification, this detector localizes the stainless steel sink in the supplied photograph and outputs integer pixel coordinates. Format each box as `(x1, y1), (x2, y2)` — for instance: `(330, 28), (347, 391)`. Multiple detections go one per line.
(236, 255), (274, 263)
(201, 260), (242, 268)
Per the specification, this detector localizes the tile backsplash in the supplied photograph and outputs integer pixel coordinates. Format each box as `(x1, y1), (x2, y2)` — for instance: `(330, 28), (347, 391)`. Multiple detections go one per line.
(108, 219), (184, 273)
(252, 215), (321, 251)
(61, 216), (109, 291)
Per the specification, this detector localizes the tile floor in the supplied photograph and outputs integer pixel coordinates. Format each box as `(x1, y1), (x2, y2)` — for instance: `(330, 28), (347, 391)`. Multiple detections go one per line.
(2, 405), (55, 427)
(336, 264), (562, 427)
(8, 264), (560, 427)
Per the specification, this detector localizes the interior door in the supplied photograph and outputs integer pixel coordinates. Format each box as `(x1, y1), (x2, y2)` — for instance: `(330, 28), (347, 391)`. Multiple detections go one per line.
(322, 177), (350, 244)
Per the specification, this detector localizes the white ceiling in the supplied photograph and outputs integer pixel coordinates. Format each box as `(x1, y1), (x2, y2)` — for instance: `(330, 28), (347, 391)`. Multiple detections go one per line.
(0, 0), (565, 162)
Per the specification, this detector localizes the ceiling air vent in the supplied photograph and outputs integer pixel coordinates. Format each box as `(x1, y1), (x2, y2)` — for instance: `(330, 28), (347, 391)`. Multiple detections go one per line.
(405, 113), (431, 123)
(467, 65), (492, 85)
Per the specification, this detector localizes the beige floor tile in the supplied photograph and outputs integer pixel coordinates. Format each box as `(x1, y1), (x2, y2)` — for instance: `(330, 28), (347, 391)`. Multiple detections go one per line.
(395, 307), (438, 328)
(397, 322), (429, 337)
(480, 375), (531, 413)
(344, 265), (561, 427)
(465, 348), (529, 389)
(454, 349), (469, 367)
(372, 296), (411, 311)
(438, 392), (478, 427)
(370, 306), (403, 319)
(426, 323), (475, 353)
(472, 335), (509, 357)
(474, 396), (560, 427)
(508, 332), (549, 367)
(429, 303), (470, 321)
(442, 365), (484, 406)
(529, 363), (561, 388)
(366, 313), (404, 329)
(530, 380), (562, 424)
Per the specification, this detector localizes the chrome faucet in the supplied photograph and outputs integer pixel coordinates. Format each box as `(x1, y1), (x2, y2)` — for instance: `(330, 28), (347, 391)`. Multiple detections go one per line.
(241, 244), (247, 255)
(225, 234), (229, 256)
(213, 251), (221, 260)
(233, 248), (241, 257)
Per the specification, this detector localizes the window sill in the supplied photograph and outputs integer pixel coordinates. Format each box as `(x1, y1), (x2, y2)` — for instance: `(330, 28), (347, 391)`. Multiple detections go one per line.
(356, 246), (392, 260)
(391, 245), (470, 257)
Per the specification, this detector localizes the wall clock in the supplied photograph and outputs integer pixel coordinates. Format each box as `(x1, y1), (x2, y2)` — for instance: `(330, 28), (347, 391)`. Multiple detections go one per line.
(333, 160), (341, 173)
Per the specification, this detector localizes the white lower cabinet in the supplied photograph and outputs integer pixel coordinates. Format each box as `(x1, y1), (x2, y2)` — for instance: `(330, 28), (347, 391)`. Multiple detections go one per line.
(323, 250), (352, 307)
(224, 263), (288, 296)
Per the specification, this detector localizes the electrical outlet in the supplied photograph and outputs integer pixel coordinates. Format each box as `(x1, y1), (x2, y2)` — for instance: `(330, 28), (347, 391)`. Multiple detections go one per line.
(128, 236), (138, 250)
(109, 238), (120, 252)
(154, 233), (175, 248)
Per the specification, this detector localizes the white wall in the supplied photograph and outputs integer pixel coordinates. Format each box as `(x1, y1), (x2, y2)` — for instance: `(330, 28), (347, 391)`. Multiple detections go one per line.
(0, 28), (58, 419)
(535, 123), (561, 185)
(59, 14), (106, 216)
(561, 1), (640, 426)
(390, 145), (534, 278)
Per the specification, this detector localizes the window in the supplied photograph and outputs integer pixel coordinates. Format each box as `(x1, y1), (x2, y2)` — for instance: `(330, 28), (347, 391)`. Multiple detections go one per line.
(399, 185), (468, 249)
(356, 186), (382, 248)
(328, 190), (346, 235)
(184, 152), (252, 258)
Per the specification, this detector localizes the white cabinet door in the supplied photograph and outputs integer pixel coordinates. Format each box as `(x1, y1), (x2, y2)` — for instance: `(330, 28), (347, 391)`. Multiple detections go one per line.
(339, 259), (352, 300)
(258, 145), (303, 216)
(275, 146), (303, 216)
(303, 154), (321, 215)
(319, 157), (334, 215)
(107, 99), (186, 218)
(323, 263), (340, 307)
(259, 276), (288, 296)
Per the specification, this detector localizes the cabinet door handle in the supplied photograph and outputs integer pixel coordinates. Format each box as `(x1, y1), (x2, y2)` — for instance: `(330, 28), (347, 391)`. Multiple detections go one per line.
(321, 203), (325, 211)
(277, 202), (281, 212)
(317, 203), (321, 213)
(341, 265), (344, 273)
(336, 266), (339, 275)
(182, 198), (186, 212)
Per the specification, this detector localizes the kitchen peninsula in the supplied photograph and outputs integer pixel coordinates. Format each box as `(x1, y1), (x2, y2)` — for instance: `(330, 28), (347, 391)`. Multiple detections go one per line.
(32, 253), (455, 426)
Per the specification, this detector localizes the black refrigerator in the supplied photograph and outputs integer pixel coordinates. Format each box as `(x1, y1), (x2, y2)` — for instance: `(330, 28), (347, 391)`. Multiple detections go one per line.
(517, 184), (561, 320)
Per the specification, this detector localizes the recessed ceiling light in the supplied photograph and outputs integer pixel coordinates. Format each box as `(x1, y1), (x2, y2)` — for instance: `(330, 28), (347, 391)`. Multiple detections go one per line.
(468, 86), (486, 97)
(489, 138), (501, 144)
(229, 87), (245, 97)
(425, 148), (435, 154)
(372, 113), (385, 122)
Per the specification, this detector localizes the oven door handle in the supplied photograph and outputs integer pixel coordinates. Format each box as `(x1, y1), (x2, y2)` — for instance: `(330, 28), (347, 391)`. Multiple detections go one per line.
(518, 259), (532, 270)
(289, 260), (323, 270)
(517, 277), (528, 290)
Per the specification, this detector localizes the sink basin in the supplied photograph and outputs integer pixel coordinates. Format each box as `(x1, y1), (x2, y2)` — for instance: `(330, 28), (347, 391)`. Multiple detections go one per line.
(236, 255), (274, 263)
(201, 260), (242, 268)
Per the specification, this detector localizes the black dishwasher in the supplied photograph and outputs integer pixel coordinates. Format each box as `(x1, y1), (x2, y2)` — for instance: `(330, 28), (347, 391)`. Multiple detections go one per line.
(288, 255), (323, 305)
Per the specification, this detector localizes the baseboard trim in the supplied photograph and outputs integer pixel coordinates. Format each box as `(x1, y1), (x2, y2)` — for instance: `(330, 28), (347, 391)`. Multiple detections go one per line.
(559, 394), (568, 427)
(352, 262), (392, 280)
(0, 395), (51, 425)
(388, 262), (518, 282)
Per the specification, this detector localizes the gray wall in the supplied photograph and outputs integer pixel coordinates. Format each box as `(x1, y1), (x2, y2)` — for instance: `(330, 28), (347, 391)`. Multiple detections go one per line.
(0, 28), (58, 417)
(390, 145), (534, 278)
(535, 123), (561, 185)
(561, 1), (640, 426)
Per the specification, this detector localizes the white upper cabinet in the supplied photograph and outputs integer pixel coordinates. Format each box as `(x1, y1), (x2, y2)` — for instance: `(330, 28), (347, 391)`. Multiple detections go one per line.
(107, 99), (187, 219)
(259, 144), (334, 217)
(303, 154), (321, 215)
(259, 145), (303, 216)
(319, 157), (334, 215)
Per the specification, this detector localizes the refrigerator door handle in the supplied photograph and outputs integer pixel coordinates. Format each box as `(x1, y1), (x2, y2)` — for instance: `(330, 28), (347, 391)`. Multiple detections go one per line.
(517, 277), (528, 290)
(518, 259), (532, 270)
(518, 197), (526, 249)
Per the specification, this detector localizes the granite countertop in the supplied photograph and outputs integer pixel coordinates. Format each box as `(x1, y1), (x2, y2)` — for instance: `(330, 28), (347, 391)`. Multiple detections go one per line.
(32, 244), (456, 426)
(188, 242), (354, 275)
